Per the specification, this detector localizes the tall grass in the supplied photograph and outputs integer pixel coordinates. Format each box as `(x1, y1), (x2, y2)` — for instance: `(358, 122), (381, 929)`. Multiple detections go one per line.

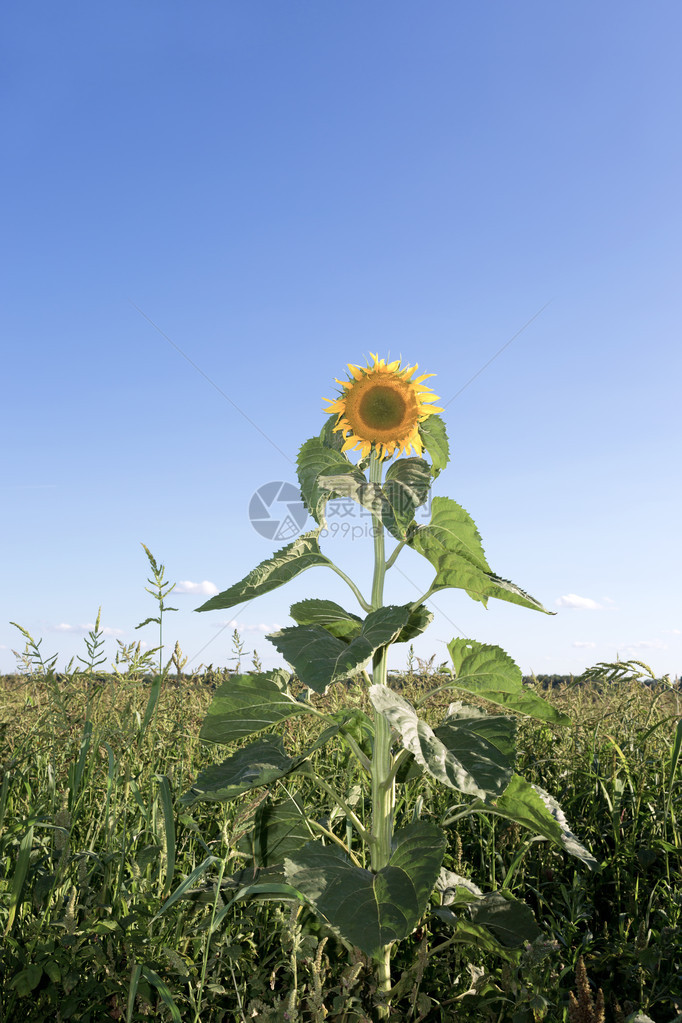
(1, 627), (680, 1020)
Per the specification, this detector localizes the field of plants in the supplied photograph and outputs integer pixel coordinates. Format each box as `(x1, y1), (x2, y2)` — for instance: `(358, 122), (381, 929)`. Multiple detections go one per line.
(1, 632), (680, 1022)
(1, 402), (680, 1023)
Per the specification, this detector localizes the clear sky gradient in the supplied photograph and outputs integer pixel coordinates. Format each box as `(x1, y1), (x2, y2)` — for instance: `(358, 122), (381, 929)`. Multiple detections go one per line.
(2, 2), (680, 679)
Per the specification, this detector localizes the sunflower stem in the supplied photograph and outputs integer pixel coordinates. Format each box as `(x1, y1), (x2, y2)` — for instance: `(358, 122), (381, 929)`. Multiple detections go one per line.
(368, 450), (394, 1018)
(384, 538), (408, 571)
(328, 562), (373, 613)
(409, 584), (436, 611)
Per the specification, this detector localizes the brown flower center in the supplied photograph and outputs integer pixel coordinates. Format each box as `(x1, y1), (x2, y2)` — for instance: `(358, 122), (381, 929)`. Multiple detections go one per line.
(358, 385), (408, 432)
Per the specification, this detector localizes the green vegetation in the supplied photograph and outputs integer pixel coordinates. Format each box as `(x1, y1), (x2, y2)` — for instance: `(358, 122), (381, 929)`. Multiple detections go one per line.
(183, 409), (596, 1021)
(1, 626), (680, 1021)
(1, 398), (679, 1021)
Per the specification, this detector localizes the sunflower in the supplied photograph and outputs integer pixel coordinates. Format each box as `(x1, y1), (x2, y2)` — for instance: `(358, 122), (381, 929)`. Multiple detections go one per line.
(324, 354), (442, 460)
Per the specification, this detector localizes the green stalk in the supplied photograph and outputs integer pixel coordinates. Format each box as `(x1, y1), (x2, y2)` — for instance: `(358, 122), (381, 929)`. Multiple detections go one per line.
(328, 562), (373, 613)
(368, 450), (394, 1017)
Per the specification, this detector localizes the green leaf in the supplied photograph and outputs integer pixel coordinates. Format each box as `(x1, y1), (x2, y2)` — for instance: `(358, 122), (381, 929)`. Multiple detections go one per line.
(318, 458), (431, 541)
(241, 793), (313, 867)
(381, 458), (432, 540)
(433, 704), (516, 795)
(447, 640), (570, 725)
(199, 671), (304, 744)
(434, 869), (540, 947)
(297, 437), (357, 525)
(418, 414), (450, 474)
(196, 530), (332, 612)
(267, 628), (347, 694)
(433, 891), (540, 951)
(442, 702), (518, 758)
(153, 855), (221, 920)
(283, 822), (446, 960)
(140, 967), (182, 1023)
(316, 469), (381, 517)
(269, 604), (412, 693)
(430, 913), (521, 959)
(369, 686), (508, 798)
(289, 598), (362, 640)
(435, 867), (483, 905)
(9, 965), (43, 996)
(44, 961), (61, 984)
(5, 823), (34, 935)
(394, 604), (434, 644)
(180, 736), (298, 805)
(491, 774), (599, 870)
(410, 497), (550, 613)
(180, 729), (338, 806)
(319, 416), (347, 452)
(468, 891), (541, 947)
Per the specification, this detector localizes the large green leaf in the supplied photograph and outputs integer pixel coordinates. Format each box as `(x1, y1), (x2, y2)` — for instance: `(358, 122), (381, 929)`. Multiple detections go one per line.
(288, 598), (431, 646)
(410, 497), (549, 613)
(441, 702), (518, 759)
(196, 530), (332, 612)
(239, 793), (313, 867)
(180, 736), (298, 805)
(433, 704), (516, 795)
(289, 598), (363, 640)
(381, 458), (432, 539)
(369, 686), (509, 798)
(319, 415), (347, 452)
(447, 640), (570, 725)
(468, 891), (541, 947)
(435, 867), (482, 905)
(418, 415), (450, 474)
(283, 822), (446, 960)
(433, 892), (540, 949)
(180, 729), (338, 806)
(394, 603), (434, 644)
(435, 868), (540, 947)
(269, 605), (412, 693)
(433, 867), (540, 950)
(318, 458), (431, 541)
(430, 915), (521, 958)
(297, 437), (357, 525)
(491, 774), (599, 870)
(316, 471), (383, 522)
(198, 671), (304, 744)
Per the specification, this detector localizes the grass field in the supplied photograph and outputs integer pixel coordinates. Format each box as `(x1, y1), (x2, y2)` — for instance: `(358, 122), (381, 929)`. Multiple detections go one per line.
(1, 648), (680, 1022)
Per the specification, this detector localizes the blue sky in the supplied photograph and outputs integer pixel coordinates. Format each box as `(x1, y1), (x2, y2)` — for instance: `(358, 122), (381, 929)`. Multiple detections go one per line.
(2, 2), (680, 680)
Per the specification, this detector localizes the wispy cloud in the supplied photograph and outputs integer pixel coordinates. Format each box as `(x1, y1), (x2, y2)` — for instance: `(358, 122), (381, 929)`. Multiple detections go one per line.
(175, 580), (219, 596)
(555, 594), (604, 610)
(49, 623), (124, 636)
(572, 640), (597, 649)
(621, 639), (666, 652)
(216, 619), (282, 633)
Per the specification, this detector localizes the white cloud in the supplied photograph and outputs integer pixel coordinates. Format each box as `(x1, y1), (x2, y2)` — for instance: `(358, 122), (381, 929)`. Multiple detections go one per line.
(217, 619), (282, 633)
(572, 641), (597, 649)
(49, 623), (124, 636)
(621, 639), (666, 651)
(175, 580), (219, 596)
(555, 594), (604, 610)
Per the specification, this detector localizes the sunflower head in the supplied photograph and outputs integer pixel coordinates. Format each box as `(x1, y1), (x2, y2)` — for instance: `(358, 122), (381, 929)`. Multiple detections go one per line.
(324, 354), (443, 460)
